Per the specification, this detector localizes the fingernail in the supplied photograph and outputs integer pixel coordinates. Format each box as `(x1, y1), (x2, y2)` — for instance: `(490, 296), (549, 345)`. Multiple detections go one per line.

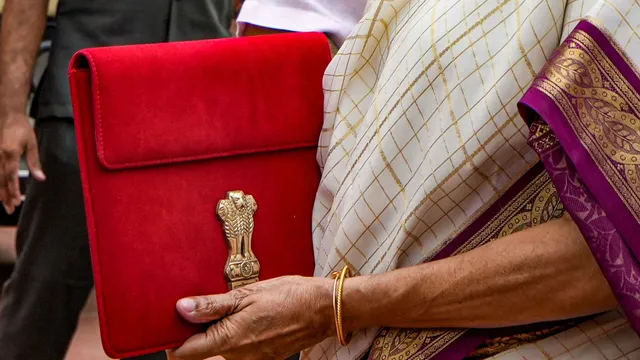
(177, 298), (196, 313)
(33, 170), (46, 181)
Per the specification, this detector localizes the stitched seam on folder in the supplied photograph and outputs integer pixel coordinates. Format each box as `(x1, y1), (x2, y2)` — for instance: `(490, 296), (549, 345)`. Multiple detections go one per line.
(99, 142), (320, 170)
(81, 52), (107, 169)
(69, 62), (115, 356)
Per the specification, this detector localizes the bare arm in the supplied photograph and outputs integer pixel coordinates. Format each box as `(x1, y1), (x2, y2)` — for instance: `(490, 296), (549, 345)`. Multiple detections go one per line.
(0, 0), (48, 214)
(343, 214), (617, 331)
(0, 0), (49, 115)
(169, 215), (617, 360)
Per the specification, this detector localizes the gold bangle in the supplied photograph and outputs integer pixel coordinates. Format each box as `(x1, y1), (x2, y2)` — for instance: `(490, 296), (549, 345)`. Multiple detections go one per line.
(331, 266), (352, 346)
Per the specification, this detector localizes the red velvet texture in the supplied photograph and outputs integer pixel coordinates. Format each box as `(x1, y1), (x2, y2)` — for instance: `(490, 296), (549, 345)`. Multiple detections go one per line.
(68, 33), (331, 358)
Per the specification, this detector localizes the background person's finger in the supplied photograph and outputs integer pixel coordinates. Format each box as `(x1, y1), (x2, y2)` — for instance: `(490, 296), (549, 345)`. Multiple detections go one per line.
(25, 131), (45, 181)
(4, 155), (21, 208)
(0, 154), (18, 214)
(0, 153), (8, 210)
(8, 173), (20, 208)
(0, 188), (11, 214)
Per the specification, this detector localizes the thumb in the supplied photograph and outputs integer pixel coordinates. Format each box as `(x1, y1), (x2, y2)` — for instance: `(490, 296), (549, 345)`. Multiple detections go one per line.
(165, 350), (184, 360)
(25, 131), (45, 181)
(176, 293), (236, 324)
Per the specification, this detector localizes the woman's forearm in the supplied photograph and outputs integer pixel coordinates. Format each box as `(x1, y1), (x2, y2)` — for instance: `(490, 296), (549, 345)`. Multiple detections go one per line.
(342, 214), (617, 333)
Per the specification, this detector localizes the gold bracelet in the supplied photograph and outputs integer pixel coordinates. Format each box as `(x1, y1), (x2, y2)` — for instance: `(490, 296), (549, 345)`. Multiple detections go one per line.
(331, 266), (352, 346)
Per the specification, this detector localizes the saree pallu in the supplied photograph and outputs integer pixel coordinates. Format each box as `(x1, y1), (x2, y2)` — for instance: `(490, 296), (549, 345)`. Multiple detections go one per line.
(305, 0), (640, 359)
(520, 19), (640, 333)
(368, 18), (640, 360)
(520, 17), (640, 358)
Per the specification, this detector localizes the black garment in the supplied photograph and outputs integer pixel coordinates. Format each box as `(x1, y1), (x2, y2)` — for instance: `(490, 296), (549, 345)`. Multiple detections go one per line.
(0, 1), (232, 359)
(37, 0), (233, 120)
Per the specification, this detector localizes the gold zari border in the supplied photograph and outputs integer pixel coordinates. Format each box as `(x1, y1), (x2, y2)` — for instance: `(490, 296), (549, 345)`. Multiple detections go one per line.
(531, 26), (640, 222)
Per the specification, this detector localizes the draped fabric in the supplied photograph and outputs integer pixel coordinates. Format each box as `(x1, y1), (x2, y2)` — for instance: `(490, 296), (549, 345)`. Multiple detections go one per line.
(304, 0), (640, 359)
(521, 19), (640, 332)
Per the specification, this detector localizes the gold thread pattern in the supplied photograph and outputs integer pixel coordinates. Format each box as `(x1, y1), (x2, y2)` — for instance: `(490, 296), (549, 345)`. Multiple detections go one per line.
(367, 171), (566, 360)
(531, 25), (640, 222)
(466, 319), (582, 359)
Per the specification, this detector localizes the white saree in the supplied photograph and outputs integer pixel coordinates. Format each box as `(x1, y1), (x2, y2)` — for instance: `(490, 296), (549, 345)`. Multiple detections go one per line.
(304, 0), (640, 359)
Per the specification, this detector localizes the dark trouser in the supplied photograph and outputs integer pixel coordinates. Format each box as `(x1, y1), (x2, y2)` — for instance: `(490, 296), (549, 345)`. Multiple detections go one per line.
(0, 119), (165, 360)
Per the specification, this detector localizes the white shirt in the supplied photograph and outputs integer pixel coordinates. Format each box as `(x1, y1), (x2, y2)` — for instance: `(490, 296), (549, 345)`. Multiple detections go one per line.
(237, 0), (368, 47)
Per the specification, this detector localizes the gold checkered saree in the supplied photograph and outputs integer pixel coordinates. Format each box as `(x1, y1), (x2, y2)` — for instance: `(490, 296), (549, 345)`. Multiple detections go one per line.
(303, 0), (640, 359)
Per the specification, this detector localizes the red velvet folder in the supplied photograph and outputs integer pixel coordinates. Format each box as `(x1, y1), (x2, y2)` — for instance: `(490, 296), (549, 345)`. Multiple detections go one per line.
(68, 33), (331, 358)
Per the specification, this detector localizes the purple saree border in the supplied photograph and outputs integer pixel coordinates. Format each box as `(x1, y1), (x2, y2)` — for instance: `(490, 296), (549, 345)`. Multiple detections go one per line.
(539, 135), (640, 333)
(430, 332), (487, 360)
(431, 163), (546, 262)
(518, 19), (640, 333)
(520, 88), (640, 257)
(519, 20), (640, 263)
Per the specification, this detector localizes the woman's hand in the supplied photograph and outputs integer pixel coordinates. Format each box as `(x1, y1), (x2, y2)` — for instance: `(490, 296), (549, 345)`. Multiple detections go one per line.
(167, 276), (335, 360)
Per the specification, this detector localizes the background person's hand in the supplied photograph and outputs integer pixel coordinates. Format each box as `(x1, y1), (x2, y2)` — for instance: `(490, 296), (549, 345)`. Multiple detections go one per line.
(0, 111), (44, 214)
(167, 276), (335, 360)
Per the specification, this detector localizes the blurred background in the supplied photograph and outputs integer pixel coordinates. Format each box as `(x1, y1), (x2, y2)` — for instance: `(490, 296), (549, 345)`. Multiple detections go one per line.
(0, 1), (150, 358)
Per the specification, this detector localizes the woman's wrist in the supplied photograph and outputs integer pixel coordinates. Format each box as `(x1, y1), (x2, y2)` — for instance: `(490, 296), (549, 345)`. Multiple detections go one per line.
(306, 276), (339, 339)
(308, 269), (414, 340)
(338, 272), (400, 334)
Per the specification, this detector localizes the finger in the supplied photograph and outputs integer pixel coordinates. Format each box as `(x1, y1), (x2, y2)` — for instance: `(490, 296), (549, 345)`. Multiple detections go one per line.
(0, 189), (11, 214)
(4, 155), (21, 209)
(6, 167), (20, 208)
(176, 293), (237, 324)
(166, 349), (209, 360)
(172, 325), (228, 360)
(1, 153), (16, 214)
(8, 175), (20, 209)
(2, 197), (14, 215)
(0, 153), (8, 213)
(165, 350), (183, 360)
(25, 131), (45, 181)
